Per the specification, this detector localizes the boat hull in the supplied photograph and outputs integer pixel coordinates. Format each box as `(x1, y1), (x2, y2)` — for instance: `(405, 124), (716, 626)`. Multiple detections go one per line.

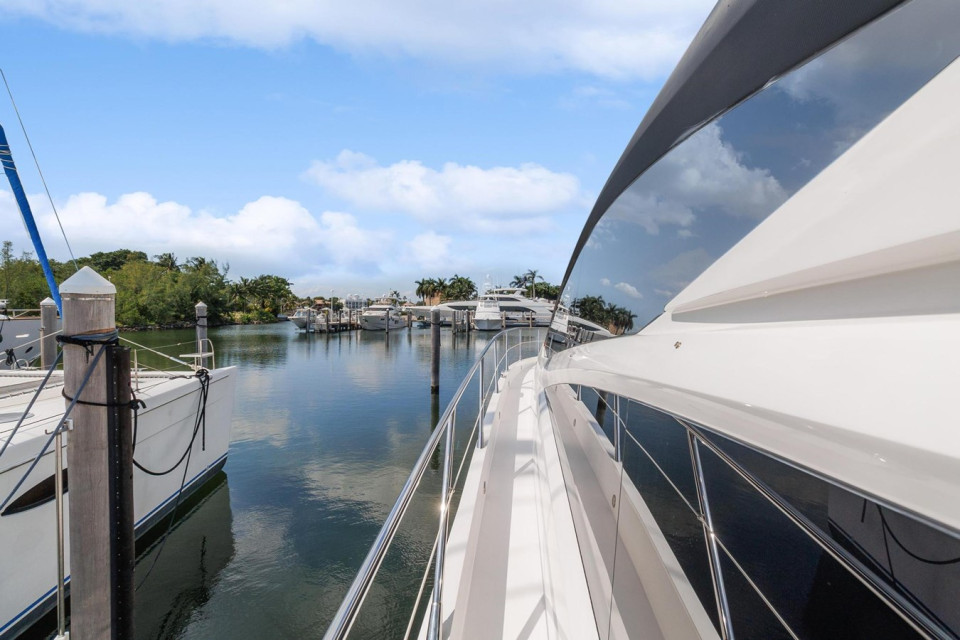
(0, 367), (236, 639)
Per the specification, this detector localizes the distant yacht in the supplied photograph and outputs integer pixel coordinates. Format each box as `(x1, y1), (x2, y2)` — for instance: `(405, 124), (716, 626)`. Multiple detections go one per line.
(359, 297), (405, 331)
(432, 288), (554, 327)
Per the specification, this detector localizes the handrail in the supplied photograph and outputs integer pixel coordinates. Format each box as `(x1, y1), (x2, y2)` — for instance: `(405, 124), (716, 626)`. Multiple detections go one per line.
(323, 327), (545, 640)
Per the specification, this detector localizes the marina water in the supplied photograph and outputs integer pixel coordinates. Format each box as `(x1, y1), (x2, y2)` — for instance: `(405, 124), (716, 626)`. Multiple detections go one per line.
(105, 323), (490, 639)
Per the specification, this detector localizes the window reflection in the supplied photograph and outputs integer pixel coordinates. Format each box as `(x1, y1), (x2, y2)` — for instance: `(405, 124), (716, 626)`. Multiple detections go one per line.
(547, 0), (960, 353)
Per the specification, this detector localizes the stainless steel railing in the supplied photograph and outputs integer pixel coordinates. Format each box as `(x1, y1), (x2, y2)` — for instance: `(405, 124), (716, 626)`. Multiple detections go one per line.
(323, 327), (546, 640)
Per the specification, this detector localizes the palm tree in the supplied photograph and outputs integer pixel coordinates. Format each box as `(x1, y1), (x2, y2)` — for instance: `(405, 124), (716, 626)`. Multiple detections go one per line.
(524, 268), (543, 298)
(510, 274), (525, 288)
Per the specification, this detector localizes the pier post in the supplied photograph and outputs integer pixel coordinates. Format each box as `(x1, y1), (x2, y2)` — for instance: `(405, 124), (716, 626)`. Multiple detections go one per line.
(501, 311), (506, 329)
(195, 301), (209, 369)
(467, 310), (473, 332)
(40, 296), (58, 369)
(430, 309), (440, 394)
(61, 266), (134, 640)
(386, 309), (391, 334)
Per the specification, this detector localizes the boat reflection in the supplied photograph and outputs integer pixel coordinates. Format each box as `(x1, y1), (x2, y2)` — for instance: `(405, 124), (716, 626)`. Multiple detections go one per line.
(134, 472), (235, 640)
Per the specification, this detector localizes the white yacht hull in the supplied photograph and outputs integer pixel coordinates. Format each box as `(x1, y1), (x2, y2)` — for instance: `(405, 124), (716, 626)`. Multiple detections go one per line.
(359, 314), (404, 331)
(473, 316), (502, 331)
(0, 367), (236, 639)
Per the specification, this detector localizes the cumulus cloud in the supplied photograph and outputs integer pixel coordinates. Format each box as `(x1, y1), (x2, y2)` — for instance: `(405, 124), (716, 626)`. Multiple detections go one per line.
(606, 122), (787, 236)
(614, 281), (642, 299)
(0, 188), (398, 279)
(303, 150), (582, 230)
(405, 231), (453, 271)
(0, 0), (714, 79)
(600, 277), (610, 286)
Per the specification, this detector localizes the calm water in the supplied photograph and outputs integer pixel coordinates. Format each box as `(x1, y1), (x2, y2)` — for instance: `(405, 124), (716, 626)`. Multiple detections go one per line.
(124, 323), (495, 640)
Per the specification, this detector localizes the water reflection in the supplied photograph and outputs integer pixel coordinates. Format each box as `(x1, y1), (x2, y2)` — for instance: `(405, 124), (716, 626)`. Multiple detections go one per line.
(121, 322), (491, 638)
(135, 473), (235, 640)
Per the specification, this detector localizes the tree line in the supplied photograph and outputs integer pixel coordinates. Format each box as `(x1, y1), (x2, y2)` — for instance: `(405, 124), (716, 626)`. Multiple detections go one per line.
(1, 242), (298, 327)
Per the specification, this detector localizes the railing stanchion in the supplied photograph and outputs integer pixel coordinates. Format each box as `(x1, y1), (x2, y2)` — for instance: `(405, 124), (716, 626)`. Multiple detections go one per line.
(478, 358), (485, 448)
(688, 433), (735, 640)
(53, 420), (69, 640)
(428, 413), (454, 639)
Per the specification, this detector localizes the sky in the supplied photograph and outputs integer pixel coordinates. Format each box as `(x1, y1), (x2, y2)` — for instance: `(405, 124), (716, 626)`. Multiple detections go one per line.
(0, 0), (715, 300)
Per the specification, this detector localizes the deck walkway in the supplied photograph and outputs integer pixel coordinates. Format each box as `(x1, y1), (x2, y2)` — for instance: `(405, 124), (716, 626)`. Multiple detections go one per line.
(438, 360), (598, 640)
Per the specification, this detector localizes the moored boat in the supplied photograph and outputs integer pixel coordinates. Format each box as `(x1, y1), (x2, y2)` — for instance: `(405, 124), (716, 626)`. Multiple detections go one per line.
(359, 297), (405, 331)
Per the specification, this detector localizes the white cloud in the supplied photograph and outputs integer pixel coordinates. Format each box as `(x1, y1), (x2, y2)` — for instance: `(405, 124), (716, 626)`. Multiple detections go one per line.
(303, 150), (582, 230)
(1, 188), (400, 281)
(614, 281), (642, 299)
(606, 122), (788, 235)
(0, 0), (714, 79)
(405, 231), (453, 271)
(600, 277), (610, 286)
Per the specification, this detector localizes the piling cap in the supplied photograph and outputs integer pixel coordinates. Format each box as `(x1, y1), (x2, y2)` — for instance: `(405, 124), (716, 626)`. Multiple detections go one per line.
(60, 266), (116, 295)
(196, 301), (207, 311)
(40, 297), (56, 306)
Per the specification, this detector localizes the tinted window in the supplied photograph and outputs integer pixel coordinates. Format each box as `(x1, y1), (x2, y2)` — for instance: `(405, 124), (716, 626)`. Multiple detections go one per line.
(545, 0), (960, 355)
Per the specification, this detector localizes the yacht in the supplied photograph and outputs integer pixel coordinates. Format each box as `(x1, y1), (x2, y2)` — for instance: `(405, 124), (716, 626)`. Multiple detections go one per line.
(326, 1), (960, 639)
(472, 295), (502, 331)
(288, 307), (316, 330)
(359, 297), (405, 331)
(432, 288), (554, 327)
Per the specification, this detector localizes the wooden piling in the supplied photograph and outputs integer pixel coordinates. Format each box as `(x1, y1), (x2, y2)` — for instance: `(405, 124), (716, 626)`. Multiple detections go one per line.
(386, 309), (391, 334)
(430, 309), (440, 394)
(40, 296), (58, 369)
(195, 301), (209, 369)
(61, 266), (133, 640)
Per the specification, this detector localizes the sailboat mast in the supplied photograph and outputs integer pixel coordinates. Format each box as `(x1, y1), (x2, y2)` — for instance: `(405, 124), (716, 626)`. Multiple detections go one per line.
(0, 123), (62, 313)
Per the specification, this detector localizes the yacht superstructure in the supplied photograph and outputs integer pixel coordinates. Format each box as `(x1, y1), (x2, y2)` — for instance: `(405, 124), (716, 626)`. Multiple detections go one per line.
(432, 288), (554, 327)
(327, 1), (960, 639)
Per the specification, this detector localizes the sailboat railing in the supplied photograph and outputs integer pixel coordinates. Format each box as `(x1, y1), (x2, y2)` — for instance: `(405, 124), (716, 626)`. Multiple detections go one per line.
(323, 327), (546, 640)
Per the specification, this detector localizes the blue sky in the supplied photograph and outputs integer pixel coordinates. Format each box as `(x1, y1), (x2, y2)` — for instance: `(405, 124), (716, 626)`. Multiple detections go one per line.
(0, 0), (714, 299)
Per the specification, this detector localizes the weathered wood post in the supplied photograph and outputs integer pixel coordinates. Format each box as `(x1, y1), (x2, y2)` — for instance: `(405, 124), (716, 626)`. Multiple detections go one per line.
(195, 301), (209, 369)
(407, 312), (412, 330)
(430, 309), (440, 394)
(386, 309), (391, 334)
(467, 310), (473, 332)
(40, 296), (58, 369)
(325, 308), (331, 333)
(501, 311), (506, 329)
(61, 266), (134, 640)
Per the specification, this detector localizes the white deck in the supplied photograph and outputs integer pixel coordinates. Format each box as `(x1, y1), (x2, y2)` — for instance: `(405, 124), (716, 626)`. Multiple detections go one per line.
(436, 360), (599, 640)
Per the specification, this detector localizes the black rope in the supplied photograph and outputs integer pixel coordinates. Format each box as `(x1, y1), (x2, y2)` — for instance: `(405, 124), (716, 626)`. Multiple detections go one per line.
(877, 505), (960, 566)
(134, 368), (211, 591)
(57, 330), (119, 358)
(132, 369), (209, 476)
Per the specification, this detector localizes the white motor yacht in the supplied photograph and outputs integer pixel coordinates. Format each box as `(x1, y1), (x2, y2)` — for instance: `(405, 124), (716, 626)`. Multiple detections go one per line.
(359, 297), (405, 331)
(432, 288), (554, 327)
(327, 1), (960, 639)
(288, 307), (316, 330)
(472, 295), (502, 331)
